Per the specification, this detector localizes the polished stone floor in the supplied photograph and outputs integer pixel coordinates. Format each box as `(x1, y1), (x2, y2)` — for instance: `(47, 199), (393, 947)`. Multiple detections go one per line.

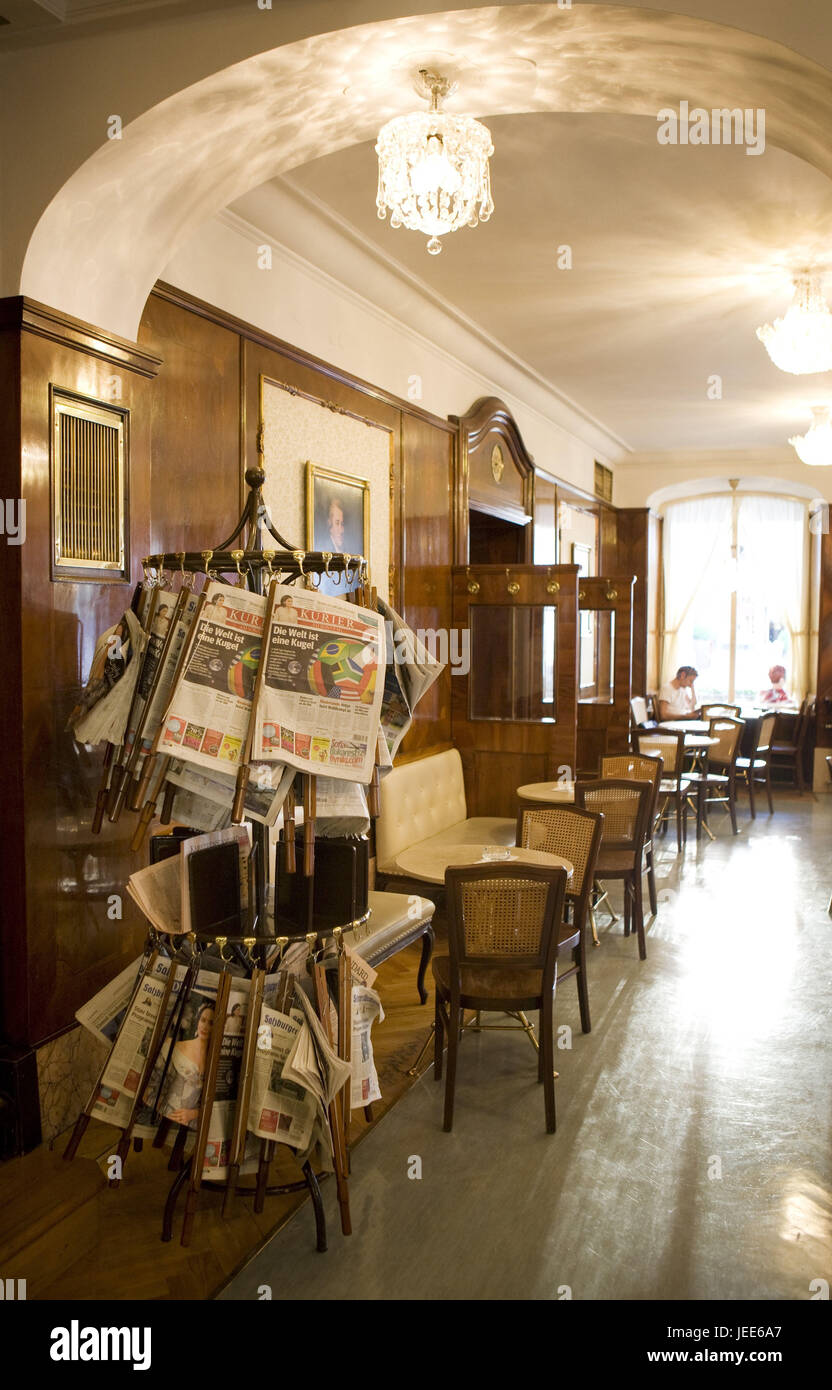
(222, 790), (832, 1301)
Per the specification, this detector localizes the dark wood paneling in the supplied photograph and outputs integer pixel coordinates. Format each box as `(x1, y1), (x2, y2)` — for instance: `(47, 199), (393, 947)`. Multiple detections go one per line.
(16, 329), (153, 1048)
(451, 564), (578, 815)
(576, 575), (635, 773)
(398, 412), (454, 757)
(817, 531), (832, 749)
(616, 507), (650, 697)
(139, 294), (241, 555)
(452, 397), (534, 564)
(0, 321), (26, 1047)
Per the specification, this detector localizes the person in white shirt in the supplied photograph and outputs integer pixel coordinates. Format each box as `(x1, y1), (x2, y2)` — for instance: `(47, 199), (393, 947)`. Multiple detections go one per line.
(657, 666), (699, 720)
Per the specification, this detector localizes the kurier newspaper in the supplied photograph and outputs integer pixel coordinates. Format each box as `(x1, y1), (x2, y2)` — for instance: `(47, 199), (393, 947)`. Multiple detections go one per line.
(253, 584), (385, 784)
(158, 581), (266, 773)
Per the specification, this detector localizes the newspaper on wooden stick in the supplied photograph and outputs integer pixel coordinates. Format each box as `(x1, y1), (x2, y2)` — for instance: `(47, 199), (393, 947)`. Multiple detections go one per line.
(351, 985), (385, 1108)
(89, 955), (195, 1130)
(157, 580), (266, 775)
(247, 1003), (319, 1150)
(376, 596), (445, 764)
(253, 584), (385, 784)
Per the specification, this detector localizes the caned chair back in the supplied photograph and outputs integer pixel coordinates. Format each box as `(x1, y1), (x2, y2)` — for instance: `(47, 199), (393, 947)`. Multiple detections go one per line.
(601, 754), (663, 824)
(516, 806), (604, 921)
(752, 713), (776, 757)
(707, 716), (743, 768)
(630, 696), (648, 726)
(444, 865), (568, 994)
(634, 729), (686, 783)
(575, 778), (652, 851)
(701, 703), (742, 718)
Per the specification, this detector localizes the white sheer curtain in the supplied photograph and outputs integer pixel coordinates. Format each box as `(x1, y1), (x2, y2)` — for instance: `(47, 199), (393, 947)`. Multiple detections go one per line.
(661, 497), (733, 681)
(737, 496), (809, 698)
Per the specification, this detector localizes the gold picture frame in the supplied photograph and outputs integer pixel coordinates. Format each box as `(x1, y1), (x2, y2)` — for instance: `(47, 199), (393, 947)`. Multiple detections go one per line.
(305, 462), (371, 596)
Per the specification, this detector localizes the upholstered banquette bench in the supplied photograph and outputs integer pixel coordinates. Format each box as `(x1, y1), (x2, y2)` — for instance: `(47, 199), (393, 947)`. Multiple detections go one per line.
(375, 748), (516, 884)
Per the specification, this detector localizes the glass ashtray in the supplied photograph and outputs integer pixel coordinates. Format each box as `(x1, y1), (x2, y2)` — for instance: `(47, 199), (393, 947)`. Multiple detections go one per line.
(480, 845), (513, 862)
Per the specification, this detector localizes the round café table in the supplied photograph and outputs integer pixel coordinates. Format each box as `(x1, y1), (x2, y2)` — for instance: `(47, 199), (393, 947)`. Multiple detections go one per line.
(395, 842), (573, 885)
(516, 780), (576, 804)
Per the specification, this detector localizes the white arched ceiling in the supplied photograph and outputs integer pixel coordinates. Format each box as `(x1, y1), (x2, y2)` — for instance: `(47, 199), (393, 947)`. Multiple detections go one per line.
(21, 2), (832, 341)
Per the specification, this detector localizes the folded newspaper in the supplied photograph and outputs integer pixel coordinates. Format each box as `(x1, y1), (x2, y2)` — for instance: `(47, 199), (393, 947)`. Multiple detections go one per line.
(253, 584), (385, 783)
(68, 607), (148, 745)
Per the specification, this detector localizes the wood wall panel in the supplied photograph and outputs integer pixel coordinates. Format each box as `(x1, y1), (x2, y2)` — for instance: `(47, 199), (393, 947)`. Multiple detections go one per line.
(15, 329), (155, 1048)
(398, 412), (455, 757)
(451, 565), (578, 815)
(616, 507), (650, 696)
(139, 294), (241, 555)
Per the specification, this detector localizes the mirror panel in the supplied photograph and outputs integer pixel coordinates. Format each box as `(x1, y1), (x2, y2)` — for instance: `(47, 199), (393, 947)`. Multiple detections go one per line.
(578, 608), (615, 705)
(469, 605), (557, 721)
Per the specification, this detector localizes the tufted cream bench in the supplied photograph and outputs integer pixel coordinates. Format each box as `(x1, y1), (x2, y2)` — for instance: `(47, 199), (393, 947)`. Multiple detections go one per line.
(375, 748), (516, 881)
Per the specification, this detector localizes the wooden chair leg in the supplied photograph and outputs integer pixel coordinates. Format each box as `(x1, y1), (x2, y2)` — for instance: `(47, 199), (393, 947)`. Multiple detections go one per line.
(443, 1002), (459, 1132)
(765, 764), (774, 814)
(434, 995), (444, 1082)
(728, 774), (738, 834)
(696, 785), (705, 841)
(634, 873), (647, 961)
(795, 755), (805, 794)
(541, 992), (556, 1134)
(646, 846), (657, 915)
(747, 769), (756, 819)
(623, 880), (631, 936)
(576, 937), (591, 1035)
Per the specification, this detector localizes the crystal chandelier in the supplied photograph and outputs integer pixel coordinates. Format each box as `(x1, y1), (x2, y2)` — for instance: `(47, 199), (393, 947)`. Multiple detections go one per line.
(789, 405), (832, 466)
(756, 272), (832, 374)
(375, 70), (494, 255)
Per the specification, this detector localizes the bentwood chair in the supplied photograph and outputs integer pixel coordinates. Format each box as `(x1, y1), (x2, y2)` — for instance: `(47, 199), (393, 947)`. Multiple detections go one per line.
(515, 805), (604, 1033)
(685, 716), (743, 839)
(574, 779), (653, 960)
(433, 863), (569, 1133)
(633, 729), (690, 852)
(601, 754), (663, 914)
(771, 696), (815, 793)
(735, 713), (776, 818)
(700, 703), (742, 719)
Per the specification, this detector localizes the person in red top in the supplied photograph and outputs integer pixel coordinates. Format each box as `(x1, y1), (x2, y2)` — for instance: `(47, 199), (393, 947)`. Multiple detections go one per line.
(760, 664), (790, 704)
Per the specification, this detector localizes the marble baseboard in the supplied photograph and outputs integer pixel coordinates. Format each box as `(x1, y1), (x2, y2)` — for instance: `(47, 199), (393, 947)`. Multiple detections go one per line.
(36, 1026), (109, 1144)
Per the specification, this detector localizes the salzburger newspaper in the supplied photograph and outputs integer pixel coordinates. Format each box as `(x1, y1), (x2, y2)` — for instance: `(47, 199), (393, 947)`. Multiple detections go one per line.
(247, 1004), (318, 1150)
(157, 580), (266, 773)
(253, 584), (385, 783)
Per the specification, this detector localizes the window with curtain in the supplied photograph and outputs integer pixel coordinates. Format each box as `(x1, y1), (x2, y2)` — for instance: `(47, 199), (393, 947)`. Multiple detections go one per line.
(661, 494), (808, 702)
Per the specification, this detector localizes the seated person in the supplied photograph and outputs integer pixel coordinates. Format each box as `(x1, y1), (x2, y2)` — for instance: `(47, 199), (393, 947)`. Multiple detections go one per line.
(760, 664), (790, 705)
(657, 666), (699, 721)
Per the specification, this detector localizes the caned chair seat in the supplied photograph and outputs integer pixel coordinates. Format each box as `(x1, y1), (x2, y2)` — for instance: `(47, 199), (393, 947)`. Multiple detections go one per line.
(660, 776), (690, 793)
(595, 848), (642, 873)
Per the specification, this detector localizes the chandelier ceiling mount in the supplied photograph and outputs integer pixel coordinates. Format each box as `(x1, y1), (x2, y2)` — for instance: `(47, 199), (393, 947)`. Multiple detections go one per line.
(375, 68), (495, 256)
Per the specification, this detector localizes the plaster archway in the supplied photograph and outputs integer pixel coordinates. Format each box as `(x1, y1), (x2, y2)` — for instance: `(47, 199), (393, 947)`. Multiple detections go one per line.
(21, 3), (832, 341)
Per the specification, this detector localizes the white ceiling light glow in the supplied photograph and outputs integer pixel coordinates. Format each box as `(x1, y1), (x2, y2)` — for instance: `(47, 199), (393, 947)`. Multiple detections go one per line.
(375, 69), (494, 255)
(789, 405), (832, 467)
(756, 273), (832, 375)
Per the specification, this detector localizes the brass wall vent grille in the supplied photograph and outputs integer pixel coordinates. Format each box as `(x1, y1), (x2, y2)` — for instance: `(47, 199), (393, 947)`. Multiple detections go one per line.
(594, 460), (613, 504)
(52, 394), (127, 578)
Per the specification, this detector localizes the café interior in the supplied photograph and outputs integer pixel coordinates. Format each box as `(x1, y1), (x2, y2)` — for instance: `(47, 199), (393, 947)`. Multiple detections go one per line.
(1, 0), (831, 1305)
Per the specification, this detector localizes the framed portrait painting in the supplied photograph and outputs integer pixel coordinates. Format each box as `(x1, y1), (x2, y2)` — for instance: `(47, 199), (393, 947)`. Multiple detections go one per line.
(305, 463), (370, 597)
